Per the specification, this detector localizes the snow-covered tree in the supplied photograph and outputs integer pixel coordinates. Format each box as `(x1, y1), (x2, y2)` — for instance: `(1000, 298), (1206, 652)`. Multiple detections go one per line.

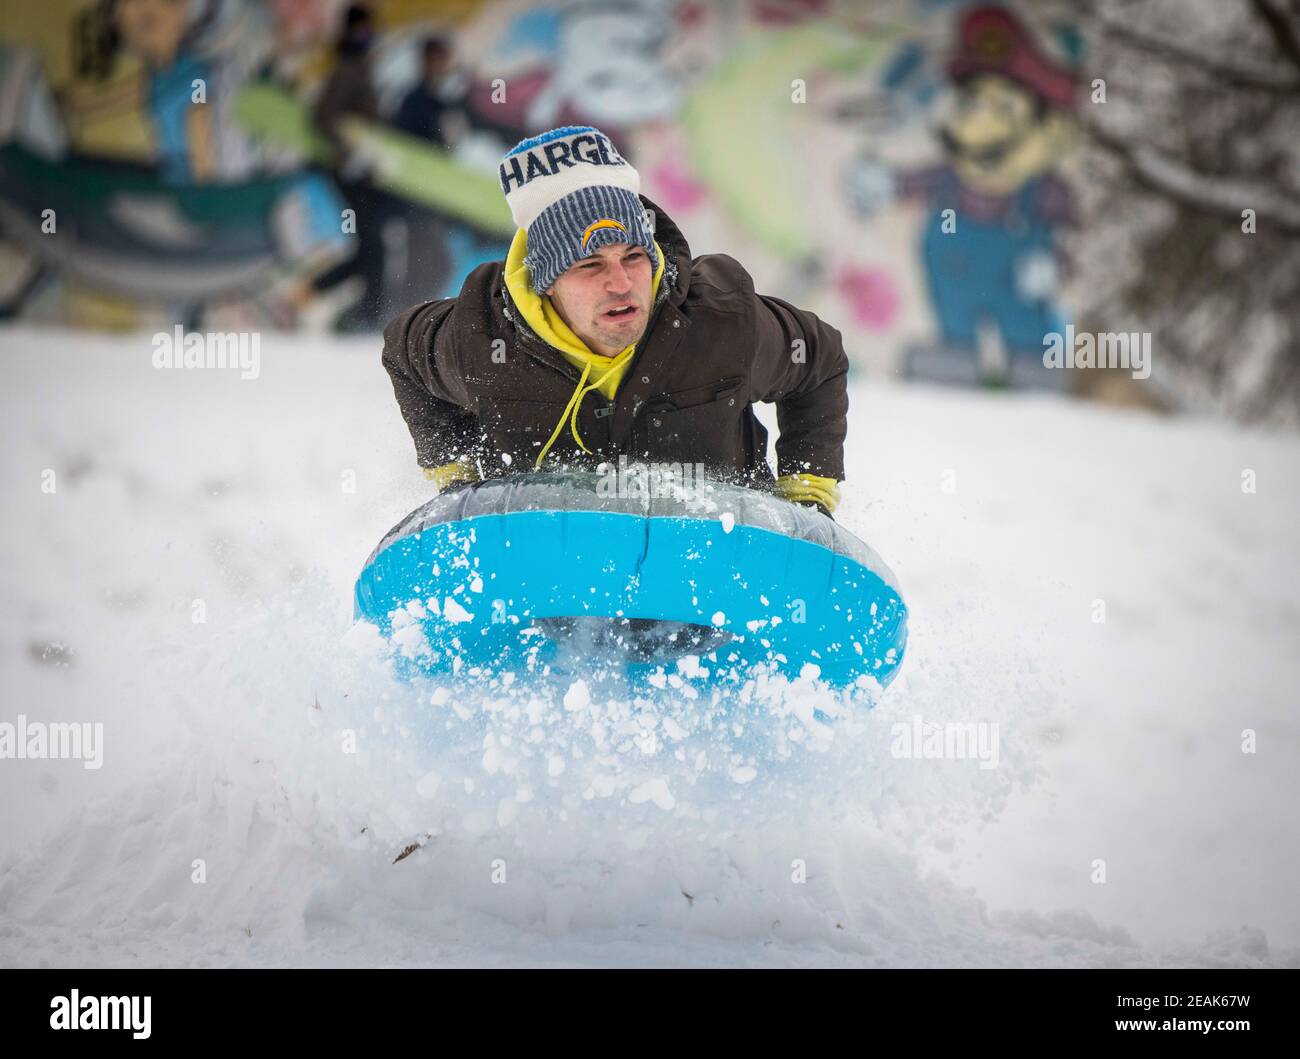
(1074, 0), (1300, 422)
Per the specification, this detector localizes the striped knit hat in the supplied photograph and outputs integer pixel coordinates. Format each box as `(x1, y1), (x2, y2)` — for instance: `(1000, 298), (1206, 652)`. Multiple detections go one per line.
(498, 126), (659, 294)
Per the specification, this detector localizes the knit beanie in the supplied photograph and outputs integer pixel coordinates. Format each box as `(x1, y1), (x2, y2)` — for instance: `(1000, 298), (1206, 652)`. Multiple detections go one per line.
(498, 125), (659, 294)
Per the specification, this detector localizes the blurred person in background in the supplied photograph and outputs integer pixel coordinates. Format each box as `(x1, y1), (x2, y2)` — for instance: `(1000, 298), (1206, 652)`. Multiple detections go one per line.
(308, 2), (388, 330)
(393, 35), (467, 148)
(385, 34), (474, 315)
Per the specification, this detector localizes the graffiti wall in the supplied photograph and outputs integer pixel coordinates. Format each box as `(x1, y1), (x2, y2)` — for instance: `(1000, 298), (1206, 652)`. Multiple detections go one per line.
(0, 0), (1082, 387)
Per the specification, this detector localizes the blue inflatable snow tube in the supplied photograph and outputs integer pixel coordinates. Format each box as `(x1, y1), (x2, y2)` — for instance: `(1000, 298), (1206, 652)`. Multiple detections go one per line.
(354, 471), (908, 689)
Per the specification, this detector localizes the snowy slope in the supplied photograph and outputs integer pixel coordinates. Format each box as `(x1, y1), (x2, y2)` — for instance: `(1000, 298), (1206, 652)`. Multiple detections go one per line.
(0, 326), (1297, 968)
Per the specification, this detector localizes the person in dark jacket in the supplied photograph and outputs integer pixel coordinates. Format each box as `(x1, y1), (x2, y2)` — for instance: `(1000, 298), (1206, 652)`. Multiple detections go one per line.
(310, 2), (388, 329)
(382, 125), (847, 515)
(387, 35), (464, 308)
(393, 36), (462, 147)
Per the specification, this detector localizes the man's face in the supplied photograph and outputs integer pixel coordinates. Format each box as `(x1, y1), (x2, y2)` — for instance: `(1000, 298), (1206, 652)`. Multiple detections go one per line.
(546, 243), (654, 357)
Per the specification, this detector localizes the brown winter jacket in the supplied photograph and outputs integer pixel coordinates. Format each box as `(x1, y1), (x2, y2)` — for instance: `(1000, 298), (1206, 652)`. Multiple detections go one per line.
(381, 197), (849, 486)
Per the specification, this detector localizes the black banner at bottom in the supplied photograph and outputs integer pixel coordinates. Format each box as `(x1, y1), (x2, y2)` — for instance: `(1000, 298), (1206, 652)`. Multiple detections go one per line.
(1, 968), (1294, 1046)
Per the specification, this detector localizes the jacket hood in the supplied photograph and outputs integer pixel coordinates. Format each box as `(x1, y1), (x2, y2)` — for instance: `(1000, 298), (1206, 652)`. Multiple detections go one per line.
(640, 194), (691, 304)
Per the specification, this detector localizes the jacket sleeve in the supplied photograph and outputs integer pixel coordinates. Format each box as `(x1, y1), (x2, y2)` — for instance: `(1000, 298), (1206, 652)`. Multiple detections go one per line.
(381, 300), (484, 470)
(749, 293), (850, 482)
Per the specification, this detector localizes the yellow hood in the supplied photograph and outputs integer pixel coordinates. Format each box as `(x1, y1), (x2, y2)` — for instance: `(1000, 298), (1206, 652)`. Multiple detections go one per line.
(504, 227), (665, 402)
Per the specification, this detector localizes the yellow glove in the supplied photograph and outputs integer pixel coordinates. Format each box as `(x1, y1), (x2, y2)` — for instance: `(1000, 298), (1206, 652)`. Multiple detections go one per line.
(422, 461), (480, 492)
(774, 473), (841, 516)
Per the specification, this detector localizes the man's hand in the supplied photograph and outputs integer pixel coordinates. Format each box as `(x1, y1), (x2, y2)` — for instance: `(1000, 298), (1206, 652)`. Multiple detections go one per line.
(423, 461), (480, 492)
(774, 473), (840, 519)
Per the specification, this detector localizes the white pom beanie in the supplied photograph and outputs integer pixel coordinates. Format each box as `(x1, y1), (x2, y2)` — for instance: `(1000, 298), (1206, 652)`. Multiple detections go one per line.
(498, 125), (658, 293)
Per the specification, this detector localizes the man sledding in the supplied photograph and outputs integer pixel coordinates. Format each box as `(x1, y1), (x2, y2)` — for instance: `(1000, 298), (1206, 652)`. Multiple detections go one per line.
(383, 125), (850, 518)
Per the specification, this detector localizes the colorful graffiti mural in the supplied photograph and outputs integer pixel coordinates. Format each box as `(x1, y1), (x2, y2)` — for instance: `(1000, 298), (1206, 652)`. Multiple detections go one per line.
(0, 0), (1084, 391)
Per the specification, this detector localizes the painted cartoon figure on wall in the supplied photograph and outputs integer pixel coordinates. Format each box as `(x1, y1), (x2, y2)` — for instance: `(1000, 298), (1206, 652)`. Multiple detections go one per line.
(846, 5), (1080, 388)
(69, 0), (220, 183)
(0, 0), (349, 328)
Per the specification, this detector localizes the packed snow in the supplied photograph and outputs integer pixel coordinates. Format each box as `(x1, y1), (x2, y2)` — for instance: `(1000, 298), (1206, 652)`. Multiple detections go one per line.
(0, 326), (1296, 967)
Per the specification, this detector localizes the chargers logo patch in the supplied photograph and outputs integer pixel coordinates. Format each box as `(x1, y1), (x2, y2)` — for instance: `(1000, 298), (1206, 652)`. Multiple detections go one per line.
(581, 218), (627, 253)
